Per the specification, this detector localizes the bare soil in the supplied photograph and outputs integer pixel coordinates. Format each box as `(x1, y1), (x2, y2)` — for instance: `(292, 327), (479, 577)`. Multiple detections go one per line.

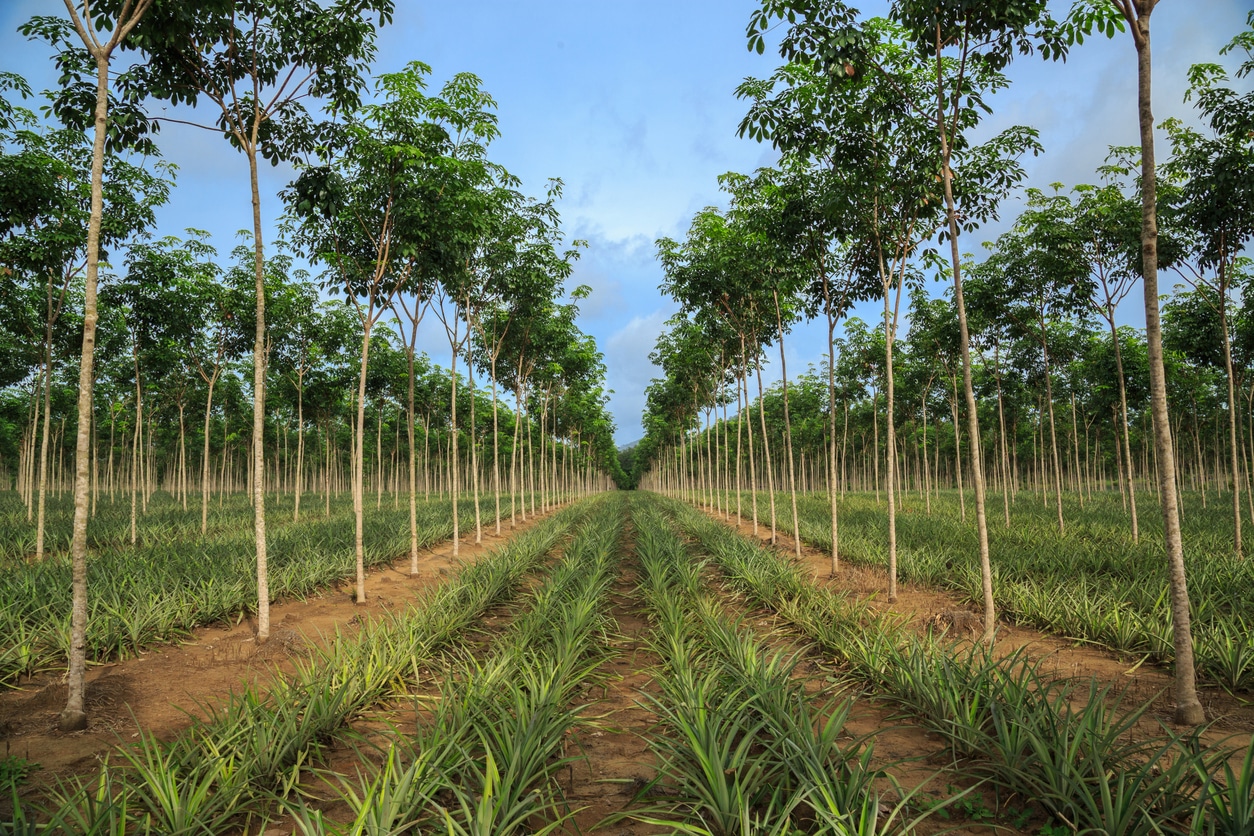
(556, 524), (669, 835)
(7, 497), (1248, 834)
(705, 506), (1254, 739)
(0, 511), (557, 798)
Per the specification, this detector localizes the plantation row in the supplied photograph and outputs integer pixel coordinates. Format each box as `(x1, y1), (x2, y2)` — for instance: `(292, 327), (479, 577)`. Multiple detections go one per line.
(6, 497), (601, 833)
(631, 500), (912, 832)
(652, 495), (1254, 833)
(674, 485), (1254, 692)
(0, 493), (360, 565)
(785, 491), (1254, 692)
(7, 492), (1254, 832)
(2, 0), (632, 731)
(627, 1), (1254, 731)
(0, 494), (541, 686)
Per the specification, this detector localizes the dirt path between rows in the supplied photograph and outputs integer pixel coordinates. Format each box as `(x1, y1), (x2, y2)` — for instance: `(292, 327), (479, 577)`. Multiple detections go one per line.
(701, 558), (1023, 835)
(698, 505), (1254, 741)
(0, 508), (562, 798)
(556, 522), (667, 836)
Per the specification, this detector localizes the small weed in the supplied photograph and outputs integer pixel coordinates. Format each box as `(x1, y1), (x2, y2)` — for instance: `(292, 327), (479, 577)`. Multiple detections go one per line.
(0, 754), (38, 788)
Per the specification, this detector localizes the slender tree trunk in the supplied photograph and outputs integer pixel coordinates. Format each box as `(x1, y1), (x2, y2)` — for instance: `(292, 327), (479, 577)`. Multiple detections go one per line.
(742, 341), (758, 536)
(772, 289), (802, 559)
(995, 356), (1011, 527)
(934, 31), (993, 643)
(406, 347), (418, 574)
(294, 374), (304, 522)
(754, 351), (777, 543)
(825, 292), (839, 574)
(1040, 324), (1066, 534)
(35, 349), (52, 561)
(449, 334), (460, 556)
(60, 42), (119, 731)
(1221, 294), (1242, 557)
(353, 320), (374, 601)
(873, 388), (880, 502)
(246, 147), (270, 642)
(949, 374), (965, 521)
(130, 353), (141, 546)
(1070, 393), (1083, 506)
(883, 287), (898, 601)
(467, 350), (482, 544)
(923, 388), (931, 516)
(511, 385), (522, 526)
(490, 355), (501, 535)
(1127, 2), (1204, 725)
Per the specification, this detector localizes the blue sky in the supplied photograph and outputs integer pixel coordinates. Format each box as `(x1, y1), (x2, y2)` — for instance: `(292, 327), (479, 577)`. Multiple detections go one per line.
(2, 1), (1248, 444)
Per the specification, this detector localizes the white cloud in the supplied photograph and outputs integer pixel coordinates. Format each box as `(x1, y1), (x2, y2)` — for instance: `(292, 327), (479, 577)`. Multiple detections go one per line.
(604, 308), (676, 442)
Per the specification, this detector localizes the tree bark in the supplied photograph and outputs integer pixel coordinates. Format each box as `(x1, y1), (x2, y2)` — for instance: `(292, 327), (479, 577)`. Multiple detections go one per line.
(772, 288), (802, 559)
(353, 322), (373, 601)
(1122, 0), (1204, 724)
(934, 22), (994, 644)
(60, 44), (114, 732)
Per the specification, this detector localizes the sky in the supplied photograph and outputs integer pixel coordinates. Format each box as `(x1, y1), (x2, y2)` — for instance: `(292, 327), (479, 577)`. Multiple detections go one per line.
(1, 0), (1249, 444)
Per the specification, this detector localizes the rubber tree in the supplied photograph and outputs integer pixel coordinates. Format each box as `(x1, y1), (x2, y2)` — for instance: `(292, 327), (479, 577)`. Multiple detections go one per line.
(1, 125), (96, 560)
(1158, 50), (1254, 557)
(267, 276), (320, 524)
(980, 189), (1095, 535)
(468, 194), (570, 533)
(746, 0), (1059, 645)
(157, 235), (225, 518)
(721, 170), (810, 557)
(649, 315), (720, 505)
(127, 0), (393, 640)
(389, 282), (431, 572)
(738, 22), (944, 594)
(106, 233), (215, 537)
(0, 46), (162, 729)
(1074, 179), (1145, 540)
(1058, 0), (1208, 725)
(658, 209), (769, 536)
(19, 0), (157, 733)
(286, 62), (493, 598)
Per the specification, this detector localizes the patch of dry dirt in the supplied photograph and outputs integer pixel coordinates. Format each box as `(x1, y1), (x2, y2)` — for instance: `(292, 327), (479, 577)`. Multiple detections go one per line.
(557, 525), (669, 835)
(0, 510), (559, 795)
(701, 506), (1254, 746)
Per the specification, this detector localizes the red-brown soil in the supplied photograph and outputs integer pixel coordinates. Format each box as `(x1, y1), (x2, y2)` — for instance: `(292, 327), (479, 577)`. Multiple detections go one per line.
(0, 511), (558, 800)
(705, 506), (1254, 740)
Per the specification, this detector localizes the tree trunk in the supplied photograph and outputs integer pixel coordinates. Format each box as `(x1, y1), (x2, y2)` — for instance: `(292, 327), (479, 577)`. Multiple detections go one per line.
(1128, 2), (1204, 725)
(1040, 322), (1066, 534)
(995, 356), (1011, 527)
(353, 322), (373, 601)
(934, 28), (994, 643)
(294, 373), (304, 523)
(1220, 285), (1242, 557)
(754, 349), (777, 543)
(130, 349), (141, 546)
(825, 290), (840, 574)
(490, 355), (501, 535)
(742, 339), (759, 536)
(772, 289), (802, 559)
(406, 347), (418, 574)
(60, 43), (116, 732)
(883, 287), (898, 602)
(449, 335), (460, 556)
(246, 147), (270, 643)
(35, 348), (52, 561)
